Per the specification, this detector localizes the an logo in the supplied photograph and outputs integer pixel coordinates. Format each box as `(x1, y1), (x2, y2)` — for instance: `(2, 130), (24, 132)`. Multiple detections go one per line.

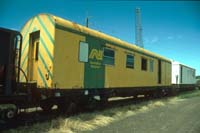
(89, 49), (103, 60)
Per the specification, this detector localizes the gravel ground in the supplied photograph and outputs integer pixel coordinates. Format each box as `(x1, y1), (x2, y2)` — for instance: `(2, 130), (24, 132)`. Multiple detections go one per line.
(87, 96), (200, 133)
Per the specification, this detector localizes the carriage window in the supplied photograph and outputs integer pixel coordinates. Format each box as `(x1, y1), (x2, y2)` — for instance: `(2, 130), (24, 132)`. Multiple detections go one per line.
(126, 54), (134, 69)
(103, 48), (115, 65)
(79, 42), (88, 62)
(149, 59), (154, 72)
(141, 58), (147, 71)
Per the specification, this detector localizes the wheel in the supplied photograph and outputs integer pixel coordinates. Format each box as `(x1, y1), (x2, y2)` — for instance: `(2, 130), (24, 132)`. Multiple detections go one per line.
(4, 108), (17, 120)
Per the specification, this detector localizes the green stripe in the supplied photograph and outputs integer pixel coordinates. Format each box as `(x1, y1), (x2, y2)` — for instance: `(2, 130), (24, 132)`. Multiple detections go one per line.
(21, 55), (28, 69)
(22, 18), (34, 41)
(21, 27), (38, 69)
(20, 46), (53, 82)
(38, 67), (48, 88)
(20, 69), (27, 81)
(21, 41), (28, 58)
(55, 24), (171, 64)
(21, 27), (38, 58)
(20, 19), (34, 60)
(40, 37), (53, 61)
(39, 53), (53, 79)
(36, 16), (54, 46)
(47, 15), (55, 26)
(84, 36), (105, 88)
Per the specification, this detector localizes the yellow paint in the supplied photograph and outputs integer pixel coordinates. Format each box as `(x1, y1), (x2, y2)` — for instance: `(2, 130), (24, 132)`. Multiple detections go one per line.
(105, 43), (171, 88)
(54, 15), (170, 63)
(20, 14), (55, 88)
(53, 29), (85, 89)
(27, 34), (39, 81)
(20, 13), (172, 89)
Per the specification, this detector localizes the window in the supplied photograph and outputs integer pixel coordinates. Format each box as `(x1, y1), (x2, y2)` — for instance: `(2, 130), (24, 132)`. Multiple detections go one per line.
(79, 42), (88, 62)
(141, 58), (147, 71)
(126, 54), (134, 68)
(103, 48), (115, 65)
(35, 42), (39, 61)
(149, 59), (154, 72)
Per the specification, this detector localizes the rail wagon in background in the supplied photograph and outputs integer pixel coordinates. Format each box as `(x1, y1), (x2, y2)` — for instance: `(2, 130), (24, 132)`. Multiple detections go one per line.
(19, 13), (172, 109)
(171, 61), (196, 91)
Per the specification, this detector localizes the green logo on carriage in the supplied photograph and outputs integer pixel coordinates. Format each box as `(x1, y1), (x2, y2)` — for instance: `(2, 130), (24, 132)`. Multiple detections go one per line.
(89, 49), (103, 60)
(89, 49), (103, 69)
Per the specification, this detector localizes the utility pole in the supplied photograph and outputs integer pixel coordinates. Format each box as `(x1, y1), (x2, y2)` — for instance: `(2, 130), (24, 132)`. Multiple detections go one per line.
(135, 8), (143, 48)
(86, 17), (89, 27)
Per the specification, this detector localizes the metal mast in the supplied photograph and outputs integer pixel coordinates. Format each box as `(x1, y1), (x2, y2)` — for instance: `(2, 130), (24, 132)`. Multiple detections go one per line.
(86, 17), (89, 27)
(135, 8), (143, 48)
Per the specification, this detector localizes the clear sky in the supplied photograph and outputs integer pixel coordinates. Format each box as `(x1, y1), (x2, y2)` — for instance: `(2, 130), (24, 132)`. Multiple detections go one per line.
(1, 0), (200, 75)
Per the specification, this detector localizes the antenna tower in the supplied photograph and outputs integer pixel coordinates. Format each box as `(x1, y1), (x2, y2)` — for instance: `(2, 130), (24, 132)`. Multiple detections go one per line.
(135, 8), (143, 48)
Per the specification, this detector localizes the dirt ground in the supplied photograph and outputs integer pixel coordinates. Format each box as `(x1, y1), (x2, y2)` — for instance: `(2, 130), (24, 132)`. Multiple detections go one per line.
(87, 96), (200, 133)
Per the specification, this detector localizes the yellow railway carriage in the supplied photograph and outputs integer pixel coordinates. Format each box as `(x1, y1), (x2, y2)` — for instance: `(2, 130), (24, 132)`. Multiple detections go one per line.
(20, 13), (171, 92)
(1, 14), (196, 117)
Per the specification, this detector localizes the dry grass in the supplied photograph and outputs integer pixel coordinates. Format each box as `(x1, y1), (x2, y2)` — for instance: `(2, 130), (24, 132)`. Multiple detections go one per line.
(4, 89), (200, 133)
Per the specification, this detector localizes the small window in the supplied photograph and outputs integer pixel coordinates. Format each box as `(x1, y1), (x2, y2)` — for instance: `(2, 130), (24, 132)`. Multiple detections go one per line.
(103, 48), (115, 65)
(79, 42), (88, 62)
(141, 58), (147, 71)
(126, 54), (134, 69)
(149, 60), (154, 72)
(35, 42), (39, 61)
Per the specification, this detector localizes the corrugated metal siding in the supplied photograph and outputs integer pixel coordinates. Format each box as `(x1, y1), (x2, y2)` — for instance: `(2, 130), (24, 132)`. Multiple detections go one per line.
(181, 65), (196, 84)
(172, 61), (196, 84)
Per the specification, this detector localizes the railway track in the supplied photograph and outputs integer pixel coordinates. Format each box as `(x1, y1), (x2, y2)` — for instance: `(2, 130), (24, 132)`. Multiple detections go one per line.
(0, 89), (196, 132)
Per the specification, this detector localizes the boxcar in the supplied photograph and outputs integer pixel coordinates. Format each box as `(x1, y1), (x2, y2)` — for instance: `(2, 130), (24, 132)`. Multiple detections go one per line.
(171, 61), (196, 92)
(171, 61), (196, 84)
(19, 13), (172, 104)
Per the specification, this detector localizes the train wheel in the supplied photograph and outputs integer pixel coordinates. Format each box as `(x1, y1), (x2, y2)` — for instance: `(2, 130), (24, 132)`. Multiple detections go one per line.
(0, 105), (18, 121)
(4, 108), (17, 120)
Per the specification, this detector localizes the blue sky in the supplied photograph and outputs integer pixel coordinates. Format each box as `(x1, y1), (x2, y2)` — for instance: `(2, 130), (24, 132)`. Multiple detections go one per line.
(1, 0), (200, 75)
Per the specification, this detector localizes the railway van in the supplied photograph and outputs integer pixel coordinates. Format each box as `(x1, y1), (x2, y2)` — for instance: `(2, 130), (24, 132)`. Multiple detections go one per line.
(0, 13), (173, 116)
(171, 61), (196, 85)
(0, 13), (197, 120)
(19, 13), (172, 98)
(171, 61), (196, 91)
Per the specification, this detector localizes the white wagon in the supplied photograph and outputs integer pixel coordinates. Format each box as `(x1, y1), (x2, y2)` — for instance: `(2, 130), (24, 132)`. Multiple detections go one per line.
(171, 61), (196, 84)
